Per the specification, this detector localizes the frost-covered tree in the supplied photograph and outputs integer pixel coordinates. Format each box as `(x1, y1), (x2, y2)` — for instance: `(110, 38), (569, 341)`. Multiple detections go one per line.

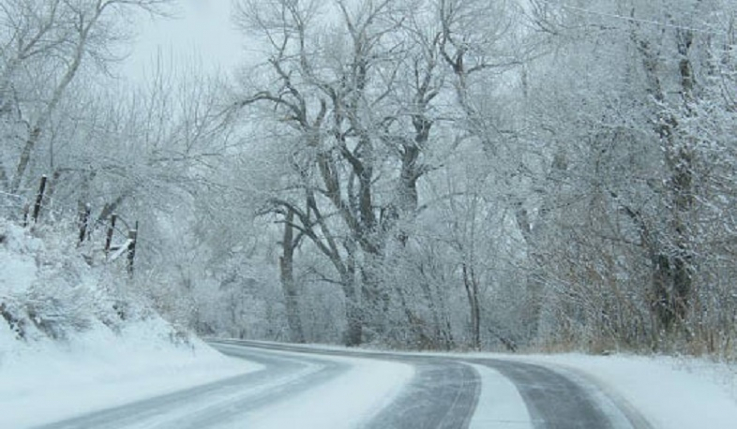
(231, 0), (452, 345)
(227, 0), (537, 347)
(0, 0), (173, 197)
(523, 0), (737, 352)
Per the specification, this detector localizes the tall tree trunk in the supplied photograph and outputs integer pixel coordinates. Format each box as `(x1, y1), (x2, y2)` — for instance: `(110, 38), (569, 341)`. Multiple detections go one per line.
(280, 210), (305, 343)
(462, 263), (481, 349)
(342, 256), (363, 346)
(629, 24), (698, 336)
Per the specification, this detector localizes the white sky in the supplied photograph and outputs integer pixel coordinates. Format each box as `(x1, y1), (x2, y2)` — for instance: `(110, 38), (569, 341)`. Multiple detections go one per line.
(121, 0), (245, 82)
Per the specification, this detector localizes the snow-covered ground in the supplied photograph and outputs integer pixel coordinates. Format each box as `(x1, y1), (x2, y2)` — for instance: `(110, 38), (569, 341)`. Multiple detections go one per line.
(242, 349), (414, 429)
(235, 341), (737, 429)
(0, 220), (258, 427)
(3, 336), (737, 428)
(519, 353), (737, 429)
(469, 364), (532, 429)
(0, 324), (257, 428)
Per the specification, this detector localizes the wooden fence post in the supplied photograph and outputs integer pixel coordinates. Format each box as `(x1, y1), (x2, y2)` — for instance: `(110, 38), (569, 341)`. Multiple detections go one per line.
(127, 221), (138, 276)
(78, 204), (91, 244)
(104, 214), (117, 258)
(32, 175), (47, 223)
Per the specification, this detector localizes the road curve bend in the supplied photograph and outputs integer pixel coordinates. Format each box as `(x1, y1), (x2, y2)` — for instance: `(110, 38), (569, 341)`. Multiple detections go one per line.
(33, 339), (652, 429)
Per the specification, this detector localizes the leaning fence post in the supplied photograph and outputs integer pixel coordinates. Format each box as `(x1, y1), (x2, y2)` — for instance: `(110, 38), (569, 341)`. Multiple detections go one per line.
(78, 204), (91, 244)
(127, 222), (138, 276)
(104, 214), (117, 259)
(32, 175), (47, 223)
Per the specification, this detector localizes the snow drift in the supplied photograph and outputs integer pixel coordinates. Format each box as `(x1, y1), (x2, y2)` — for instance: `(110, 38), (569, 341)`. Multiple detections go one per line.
(0, 219), (253, 427)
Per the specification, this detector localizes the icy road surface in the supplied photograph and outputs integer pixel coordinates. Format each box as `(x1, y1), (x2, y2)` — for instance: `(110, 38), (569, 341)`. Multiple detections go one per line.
(34, 339), (654, 429)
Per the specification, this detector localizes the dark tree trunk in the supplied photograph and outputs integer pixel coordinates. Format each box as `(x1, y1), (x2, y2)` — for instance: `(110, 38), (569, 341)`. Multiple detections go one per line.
(635, 28), (696, 336)
(280, 210), (305, 343)
(342, 279), (363, 347)
(462, 263), (481, 350)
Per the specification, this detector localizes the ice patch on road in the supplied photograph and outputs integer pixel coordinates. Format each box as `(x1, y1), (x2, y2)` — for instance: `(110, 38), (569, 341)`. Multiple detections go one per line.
(469, 364), (532, 429)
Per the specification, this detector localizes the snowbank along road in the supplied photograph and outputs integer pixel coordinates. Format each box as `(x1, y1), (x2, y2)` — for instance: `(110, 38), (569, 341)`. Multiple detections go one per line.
(35, 339), (652, 428)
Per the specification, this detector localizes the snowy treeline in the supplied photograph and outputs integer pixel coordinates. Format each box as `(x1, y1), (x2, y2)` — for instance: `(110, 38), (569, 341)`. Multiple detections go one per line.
(2, 0), (737, 356)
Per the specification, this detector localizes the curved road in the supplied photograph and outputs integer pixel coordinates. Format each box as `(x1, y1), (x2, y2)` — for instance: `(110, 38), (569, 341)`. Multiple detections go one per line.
(36, 345), (349, 429)
(35, 339), (652, 428)
(469, 358), (648, 428)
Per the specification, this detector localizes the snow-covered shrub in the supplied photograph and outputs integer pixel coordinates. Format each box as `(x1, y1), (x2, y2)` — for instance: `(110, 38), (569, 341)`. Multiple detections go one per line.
(0, 218), (192, 350)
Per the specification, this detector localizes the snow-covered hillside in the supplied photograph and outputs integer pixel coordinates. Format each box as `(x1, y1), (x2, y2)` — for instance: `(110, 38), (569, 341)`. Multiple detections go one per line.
(0, 220), (253, 427)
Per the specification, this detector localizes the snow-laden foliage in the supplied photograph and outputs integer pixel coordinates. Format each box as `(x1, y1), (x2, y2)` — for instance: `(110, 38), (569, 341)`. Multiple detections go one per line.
(0, 218), (193, 354)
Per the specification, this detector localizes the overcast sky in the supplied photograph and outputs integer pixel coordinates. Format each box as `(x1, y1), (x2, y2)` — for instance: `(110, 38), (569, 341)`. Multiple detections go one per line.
(122, 0), (245, 82)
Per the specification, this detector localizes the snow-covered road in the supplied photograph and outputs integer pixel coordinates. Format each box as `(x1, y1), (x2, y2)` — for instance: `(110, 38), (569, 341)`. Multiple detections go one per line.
(34, 339), (654, 428)
(35, 343), (412, 429)
(215, 341), (651, 428)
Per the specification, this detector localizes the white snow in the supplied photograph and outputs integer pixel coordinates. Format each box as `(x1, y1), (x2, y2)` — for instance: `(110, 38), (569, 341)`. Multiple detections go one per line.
(244, 350), (414, 429)
(108, 238), (134, 262)
(0, 220), (258, 428)
(469, 364), (532, 429)
(518, 353), (737, 429)
(0, 252), (36, 293)
(209, 342), (737, 429)
(0, 223), (41, 294)
(0, 221), (413, 429)
(0, 321), (258, 428)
